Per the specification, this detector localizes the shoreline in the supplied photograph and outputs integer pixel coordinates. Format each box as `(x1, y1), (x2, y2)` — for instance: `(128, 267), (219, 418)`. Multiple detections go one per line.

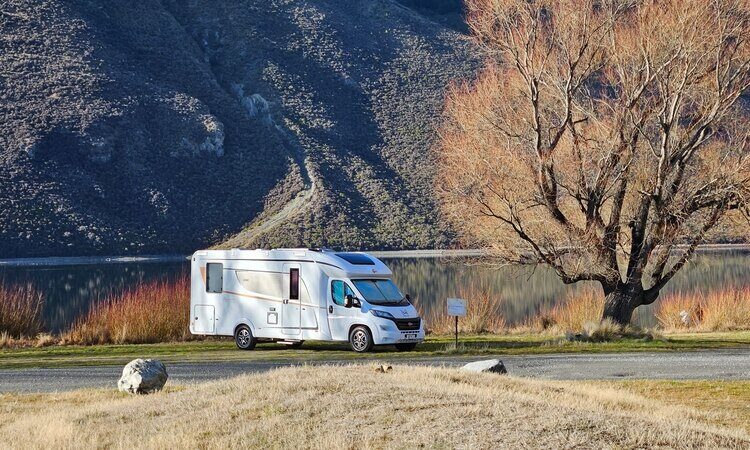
(0, 244), (748, 267)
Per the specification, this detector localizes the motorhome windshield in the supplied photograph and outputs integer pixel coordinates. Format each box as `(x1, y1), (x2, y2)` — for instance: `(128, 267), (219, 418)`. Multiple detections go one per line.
(352, 279), (408, 306)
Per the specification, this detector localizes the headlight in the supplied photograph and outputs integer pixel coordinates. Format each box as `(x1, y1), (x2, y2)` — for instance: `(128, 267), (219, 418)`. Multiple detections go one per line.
(370, 309), (394, 319)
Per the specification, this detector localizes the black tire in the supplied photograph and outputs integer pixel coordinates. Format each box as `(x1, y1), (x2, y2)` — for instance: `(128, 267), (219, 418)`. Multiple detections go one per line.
(395, 343), (418, 352)
(235, 325), (256, 350)
(349, 326), (374, 353)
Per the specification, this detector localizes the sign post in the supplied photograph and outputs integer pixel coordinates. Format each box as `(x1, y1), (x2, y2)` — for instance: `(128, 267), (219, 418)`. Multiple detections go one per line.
(446, 297), (467, 347)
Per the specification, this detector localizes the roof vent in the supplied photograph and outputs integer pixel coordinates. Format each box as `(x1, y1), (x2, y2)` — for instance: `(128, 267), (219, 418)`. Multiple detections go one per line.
(335, 253), (375, 265)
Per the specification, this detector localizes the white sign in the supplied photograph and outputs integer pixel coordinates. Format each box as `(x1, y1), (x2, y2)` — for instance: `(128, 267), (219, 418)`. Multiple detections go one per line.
(447, 298), (467, 317)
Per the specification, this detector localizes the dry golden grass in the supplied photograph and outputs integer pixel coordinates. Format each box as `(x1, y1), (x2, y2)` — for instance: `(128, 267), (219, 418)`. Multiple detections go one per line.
(607, 380), (750, 435)
(0, 365), (747, 449)
(656, 289), (750, 332)
(0, 332), (63, 350)
(414, 284), (505, 334)
(656, 292), (702, 330)
(65, 275), (191, 345)
(548, 287), (604, 332)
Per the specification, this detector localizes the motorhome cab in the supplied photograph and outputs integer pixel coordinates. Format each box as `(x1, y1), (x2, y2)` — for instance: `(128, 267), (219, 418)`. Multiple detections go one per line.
(190, 248), (424, 352)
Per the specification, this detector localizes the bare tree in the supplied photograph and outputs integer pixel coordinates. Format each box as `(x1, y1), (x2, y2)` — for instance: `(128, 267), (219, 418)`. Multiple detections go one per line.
(437, 0), (750, 324)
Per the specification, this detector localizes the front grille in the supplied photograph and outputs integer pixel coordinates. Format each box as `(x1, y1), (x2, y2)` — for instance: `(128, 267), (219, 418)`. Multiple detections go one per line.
(393, 317), (421, 331)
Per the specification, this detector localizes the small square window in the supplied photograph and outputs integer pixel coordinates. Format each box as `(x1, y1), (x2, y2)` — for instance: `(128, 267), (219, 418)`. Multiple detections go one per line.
(206, 263), (223, 293)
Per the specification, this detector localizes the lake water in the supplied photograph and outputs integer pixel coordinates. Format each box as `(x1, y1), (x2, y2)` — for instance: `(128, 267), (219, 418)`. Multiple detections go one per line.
(1, 252), (749, 332)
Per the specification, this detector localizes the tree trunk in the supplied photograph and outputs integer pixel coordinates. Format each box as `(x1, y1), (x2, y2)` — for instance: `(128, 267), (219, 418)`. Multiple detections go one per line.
(602, 286), (641, 326)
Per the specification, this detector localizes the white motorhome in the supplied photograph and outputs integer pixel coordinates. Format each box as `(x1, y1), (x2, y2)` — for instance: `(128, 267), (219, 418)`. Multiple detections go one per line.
(190, 248), (424, 352)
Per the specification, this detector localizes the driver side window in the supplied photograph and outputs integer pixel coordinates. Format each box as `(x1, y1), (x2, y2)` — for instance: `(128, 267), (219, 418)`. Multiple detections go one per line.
(331, 280), (355, 306)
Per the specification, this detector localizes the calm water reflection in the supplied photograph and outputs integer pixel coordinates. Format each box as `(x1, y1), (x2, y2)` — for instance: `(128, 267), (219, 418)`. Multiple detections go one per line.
(1, 252), (748, 332)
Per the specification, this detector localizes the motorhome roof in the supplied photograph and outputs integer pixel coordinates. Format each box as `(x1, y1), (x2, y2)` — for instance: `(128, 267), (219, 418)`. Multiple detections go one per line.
(192, 248), (393, 278)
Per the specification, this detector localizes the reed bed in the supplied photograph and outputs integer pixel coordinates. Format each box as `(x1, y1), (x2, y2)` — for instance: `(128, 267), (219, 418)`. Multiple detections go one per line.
(3, 272), (749, 347)
(65, 275), (191, 345)
(545, 287), (605, 333)
(413, 285), (647, 337)
(656, 288), (750, 332)
(414, 284), (506, 334)
(0, 282), (44, 339)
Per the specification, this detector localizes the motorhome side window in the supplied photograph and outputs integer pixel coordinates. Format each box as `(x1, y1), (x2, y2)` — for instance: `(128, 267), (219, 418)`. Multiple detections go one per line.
(206, 263), (223, 293)
(331, 280), (355, 306)
(290, 268), (299, 300)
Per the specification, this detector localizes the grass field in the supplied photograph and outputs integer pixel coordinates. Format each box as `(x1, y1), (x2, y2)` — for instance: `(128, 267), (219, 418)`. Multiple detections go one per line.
(0, 365), (747, 449)
(606, 380), (750, 434)
(1, 331), (748, 369)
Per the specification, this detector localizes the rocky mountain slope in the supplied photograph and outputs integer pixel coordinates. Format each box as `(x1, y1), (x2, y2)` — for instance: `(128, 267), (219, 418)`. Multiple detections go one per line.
(0, 0), (477, 257)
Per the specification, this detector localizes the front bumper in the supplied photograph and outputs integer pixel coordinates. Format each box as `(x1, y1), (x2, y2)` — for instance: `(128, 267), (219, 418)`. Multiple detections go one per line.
(372, 319), (425, 345)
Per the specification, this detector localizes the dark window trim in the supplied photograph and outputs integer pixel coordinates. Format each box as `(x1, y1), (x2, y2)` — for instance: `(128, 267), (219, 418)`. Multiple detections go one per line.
(290, 268), (299, 300)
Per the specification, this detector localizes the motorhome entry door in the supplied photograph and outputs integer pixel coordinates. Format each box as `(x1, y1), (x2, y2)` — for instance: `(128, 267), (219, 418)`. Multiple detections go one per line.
(281, 264), (302, 335)
(193, 305), (215, 334)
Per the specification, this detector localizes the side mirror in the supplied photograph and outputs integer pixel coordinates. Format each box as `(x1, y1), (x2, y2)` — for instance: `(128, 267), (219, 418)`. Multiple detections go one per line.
(344, 294), (353, 308)
(352, 297), (361, 308)
(405, 294), (411, 303)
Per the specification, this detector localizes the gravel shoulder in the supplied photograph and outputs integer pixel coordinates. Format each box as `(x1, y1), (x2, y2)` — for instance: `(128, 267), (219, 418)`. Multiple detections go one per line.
(1, 349), (748, 393)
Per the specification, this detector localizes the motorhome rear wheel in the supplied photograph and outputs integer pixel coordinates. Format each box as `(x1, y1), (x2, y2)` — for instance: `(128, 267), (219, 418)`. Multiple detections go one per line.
(235, 325), (256, 350)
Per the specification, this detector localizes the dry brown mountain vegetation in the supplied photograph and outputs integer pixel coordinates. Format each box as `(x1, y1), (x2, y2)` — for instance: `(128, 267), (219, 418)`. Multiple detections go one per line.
(0, 365), (747, 449)
(0, 0), (477, 257)
(438, 0), (750, 325)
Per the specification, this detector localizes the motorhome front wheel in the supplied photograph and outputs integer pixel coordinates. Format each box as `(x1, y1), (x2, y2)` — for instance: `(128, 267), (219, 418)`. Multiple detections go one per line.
(349, 326), (374, 353)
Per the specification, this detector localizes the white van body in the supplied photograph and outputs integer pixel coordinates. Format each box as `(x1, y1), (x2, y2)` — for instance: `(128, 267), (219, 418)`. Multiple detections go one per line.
(190, 248), (424, 348)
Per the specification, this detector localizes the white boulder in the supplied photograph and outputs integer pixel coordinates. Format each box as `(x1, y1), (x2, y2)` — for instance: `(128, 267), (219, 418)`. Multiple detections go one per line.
(118, 358), (168, 394)
(461, 359), (507, 374)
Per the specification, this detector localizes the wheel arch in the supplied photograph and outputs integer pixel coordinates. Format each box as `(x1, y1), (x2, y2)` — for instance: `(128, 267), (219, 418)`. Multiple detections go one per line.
(348, 323), (372, 338)
(233, 319), (255, 336)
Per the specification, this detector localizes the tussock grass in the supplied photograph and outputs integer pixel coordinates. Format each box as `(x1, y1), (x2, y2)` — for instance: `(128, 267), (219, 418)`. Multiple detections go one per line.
(414, 283), (505, 334)
(0, 333), (61, 350)
(0, 365), (747, 449)
(656, 288), (750, 332)
(546, 287), (604, 333)
(656, 292), (703, 330)
(65, 276), (191, 345)
(530, 289), (658, 341)
(0, 282), (44, 339)
(567, 319), (658, 343)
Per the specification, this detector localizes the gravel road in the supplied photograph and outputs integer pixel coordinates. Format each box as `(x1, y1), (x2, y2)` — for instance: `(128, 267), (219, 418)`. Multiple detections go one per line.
(1, 349), (748, 393)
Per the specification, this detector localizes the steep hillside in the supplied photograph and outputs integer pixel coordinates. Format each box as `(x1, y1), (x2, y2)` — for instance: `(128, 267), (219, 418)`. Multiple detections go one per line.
(396, 0), (467, 31)
(0, 0), (477, 257)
